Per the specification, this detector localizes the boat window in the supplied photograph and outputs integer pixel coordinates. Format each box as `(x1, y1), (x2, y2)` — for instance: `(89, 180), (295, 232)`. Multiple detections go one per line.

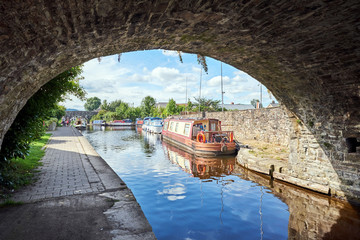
(170, 122), (174, 131)
(211, 123), (216, 131)
(164, 122), (168, 130)
(175, 123), (179, 132)
(184, 124), (190, 136)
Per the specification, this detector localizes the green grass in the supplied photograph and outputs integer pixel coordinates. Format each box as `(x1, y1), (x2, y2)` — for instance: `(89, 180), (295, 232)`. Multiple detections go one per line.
(0, 199), (23, 208)
(0, 133), (51, 197)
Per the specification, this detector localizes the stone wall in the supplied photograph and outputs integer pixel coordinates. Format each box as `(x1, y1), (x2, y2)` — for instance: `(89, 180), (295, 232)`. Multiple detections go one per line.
(180, 107), (360, 201)
(233, 165), (360, 240)
(180, 106), (292, 146)
(0, 1), (359, 200)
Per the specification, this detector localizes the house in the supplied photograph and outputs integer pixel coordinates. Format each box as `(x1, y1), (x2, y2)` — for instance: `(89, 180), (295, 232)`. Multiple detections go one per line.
(223, 102), (255, 110)
(155, 102), (187, 109)
(267, 101), (280, 108)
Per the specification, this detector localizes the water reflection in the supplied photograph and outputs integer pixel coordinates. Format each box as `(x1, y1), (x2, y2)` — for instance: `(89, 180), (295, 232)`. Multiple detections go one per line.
(82, 129), (360, 240)
(161, 137), (360, 240)
(235, 166), (360, 240)
(163, 142), (235, 179)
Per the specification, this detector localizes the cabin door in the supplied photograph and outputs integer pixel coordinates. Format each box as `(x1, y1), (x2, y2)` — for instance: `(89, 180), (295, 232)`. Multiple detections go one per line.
(209, 120), (218, 131)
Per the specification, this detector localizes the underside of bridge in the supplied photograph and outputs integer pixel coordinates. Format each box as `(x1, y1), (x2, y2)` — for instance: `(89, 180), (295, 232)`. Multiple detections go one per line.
(0, 1), (359, 200)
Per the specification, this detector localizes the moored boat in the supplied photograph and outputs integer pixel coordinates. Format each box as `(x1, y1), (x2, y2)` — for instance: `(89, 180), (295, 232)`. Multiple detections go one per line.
(135, 118), (144, 126)
(148, 119), (163, 134)
(142, 117), (162, 132)
(92, 120), (105, 125)
(108, 119), (134, 126)
(74, 118), (87, 130)
(162, 118), (236, 157)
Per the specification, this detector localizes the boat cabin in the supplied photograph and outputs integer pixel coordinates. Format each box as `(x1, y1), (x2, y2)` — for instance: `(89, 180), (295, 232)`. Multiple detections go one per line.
(163, 118), (231, 142)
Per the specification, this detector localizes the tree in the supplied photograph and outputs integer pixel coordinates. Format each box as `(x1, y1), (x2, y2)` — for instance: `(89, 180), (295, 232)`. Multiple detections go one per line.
(108, 100), (123, 112)
(166, 99), (178, 115)
(193, 97), (221, 112)
(115, 102), (130, 119)
(84, 97), (101, 111)
(0, 66), (86, 165)
(50, 104), (66, 120)
(250, 99), (262, 108)
(101, 100), (109, 111)
(187, 99), (193, 112)
(141, 96), (156, 117)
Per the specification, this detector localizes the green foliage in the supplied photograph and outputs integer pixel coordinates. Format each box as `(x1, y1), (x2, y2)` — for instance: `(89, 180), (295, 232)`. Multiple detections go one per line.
(0, 199), (24, 207)
(251, 99), (259, 108)
(0, 66), (85, 164)
(197, 54), (208, 73)
(90, 109), (107, 121)
(166, 99), (178, 115)
(0, 134), (51, 194)
(141, 96), (156, 117)
(84, 96), (101, 111)
(101, 100), (109, 110)
(50, 104), (66, 120)
(108, 100), (124, 112)
(193, 97), (221, 112)
(116, 102), (130, 119)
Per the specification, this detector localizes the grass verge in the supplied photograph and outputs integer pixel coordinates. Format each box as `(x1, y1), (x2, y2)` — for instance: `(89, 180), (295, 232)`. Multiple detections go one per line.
(0, 133), (51, 199)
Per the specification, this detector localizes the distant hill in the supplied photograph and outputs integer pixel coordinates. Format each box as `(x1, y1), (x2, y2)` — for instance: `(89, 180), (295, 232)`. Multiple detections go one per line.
(66, 108), (79, 111)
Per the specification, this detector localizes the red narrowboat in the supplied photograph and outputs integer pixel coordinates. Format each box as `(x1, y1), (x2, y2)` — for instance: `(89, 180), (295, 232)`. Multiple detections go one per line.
(162, 118), (236, 157)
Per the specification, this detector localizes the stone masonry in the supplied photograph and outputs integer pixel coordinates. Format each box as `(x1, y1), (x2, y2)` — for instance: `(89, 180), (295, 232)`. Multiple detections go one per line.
(0, 1), (359, 200)
(181, 106), (360, 201)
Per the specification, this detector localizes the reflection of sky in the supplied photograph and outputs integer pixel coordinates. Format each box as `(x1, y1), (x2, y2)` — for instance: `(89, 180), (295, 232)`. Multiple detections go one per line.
(83, 129), (289, 240)
(157, 183), (186, 201)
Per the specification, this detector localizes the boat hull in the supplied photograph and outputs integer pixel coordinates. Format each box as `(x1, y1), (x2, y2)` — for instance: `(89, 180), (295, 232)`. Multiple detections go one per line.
(162, 133), (236, 157)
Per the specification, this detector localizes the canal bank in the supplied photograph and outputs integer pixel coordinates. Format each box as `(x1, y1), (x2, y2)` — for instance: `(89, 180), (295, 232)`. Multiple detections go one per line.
(236, 139), (331, 195)
(0, 127), (156, 240)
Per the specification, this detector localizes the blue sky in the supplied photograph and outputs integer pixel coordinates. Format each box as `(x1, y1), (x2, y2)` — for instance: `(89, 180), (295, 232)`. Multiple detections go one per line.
(62, 50), (276, 110)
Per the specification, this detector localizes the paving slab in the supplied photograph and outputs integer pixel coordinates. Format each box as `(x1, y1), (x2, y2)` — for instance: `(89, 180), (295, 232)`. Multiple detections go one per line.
(0, 126), (156, 240)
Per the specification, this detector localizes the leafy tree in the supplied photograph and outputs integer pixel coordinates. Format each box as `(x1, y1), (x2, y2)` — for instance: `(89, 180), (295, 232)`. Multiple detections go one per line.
(177, 105), (185, 114)
(101, 100), (109, 111)
(141, 96), (156, 117)
(186, 99), (193, 112)
(193, 97), (221, 112)
(84, 97), (101, 111)
(166, 99), (178, 115)
(115, 102), (130, 119)
(108, 100), (123, 112)
(0, 66), (86, 167)
(50, 104), (66, 120)
(250, 99), (262, 108)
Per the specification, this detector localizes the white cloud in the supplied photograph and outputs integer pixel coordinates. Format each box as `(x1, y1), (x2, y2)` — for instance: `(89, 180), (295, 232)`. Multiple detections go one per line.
(150, 67), (182, 83)
(207, 75), (230, 87)
(62, 51), (276, 110)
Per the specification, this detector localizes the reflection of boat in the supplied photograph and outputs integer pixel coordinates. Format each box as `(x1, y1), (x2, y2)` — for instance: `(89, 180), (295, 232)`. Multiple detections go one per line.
(136, 118), (143, 126)
(106, 126), (134, 130)
(163, 142), (235, 178)
(143, 131), (162, 150)
(162, 118), (236, 157)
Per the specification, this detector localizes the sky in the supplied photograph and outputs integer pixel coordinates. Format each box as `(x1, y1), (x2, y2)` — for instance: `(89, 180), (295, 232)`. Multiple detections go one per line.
(62, 50), (276, 110)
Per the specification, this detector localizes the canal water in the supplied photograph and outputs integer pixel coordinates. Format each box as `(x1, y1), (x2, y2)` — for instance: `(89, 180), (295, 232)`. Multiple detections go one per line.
(82, 127), (360, 240)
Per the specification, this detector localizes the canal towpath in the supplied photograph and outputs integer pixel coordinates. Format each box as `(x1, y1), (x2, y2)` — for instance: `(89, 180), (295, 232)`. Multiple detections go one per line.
(0, 126), (156, 240)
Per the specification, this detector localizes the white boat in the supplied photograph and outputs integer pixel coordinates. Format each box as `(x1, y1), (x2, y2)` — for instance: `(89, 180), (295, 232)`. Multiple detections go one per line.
(149, 119), (163, 134)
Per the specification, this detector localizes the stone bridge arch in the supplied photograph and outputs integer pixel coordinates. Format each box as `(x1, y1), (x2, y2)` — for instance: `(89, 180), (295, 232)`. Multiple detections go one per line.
(0, 1), (359, 200)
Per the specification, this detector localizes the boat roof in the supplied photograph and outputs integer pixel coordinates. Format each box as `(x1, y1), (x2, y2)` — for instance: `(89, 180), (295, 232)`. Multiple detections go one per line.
(164, 118), (219, 123)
